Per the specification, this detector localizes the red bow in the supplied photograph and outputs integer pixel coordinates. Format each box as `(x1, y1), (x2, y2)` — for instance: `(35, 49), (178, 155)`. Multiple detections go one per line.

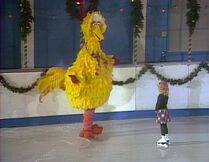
(77, 0), (85, 19)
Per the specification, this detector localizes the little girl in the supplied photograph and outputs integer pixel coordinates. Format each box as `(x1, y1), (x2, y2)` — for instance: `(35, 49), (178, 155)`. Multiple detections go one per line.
(155, 81), (171, 148)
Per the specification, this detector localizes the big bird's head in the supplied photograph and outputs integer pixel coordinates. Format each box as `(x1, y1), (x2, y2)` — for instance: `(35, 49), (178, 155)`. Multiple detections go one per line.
(81, 11), (106, 42)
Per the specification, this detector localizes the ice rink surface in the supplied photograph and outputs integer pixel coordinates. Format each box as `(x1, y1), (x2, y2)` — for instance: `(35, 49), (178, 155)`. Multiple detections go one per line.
(1, 116), (209, 162)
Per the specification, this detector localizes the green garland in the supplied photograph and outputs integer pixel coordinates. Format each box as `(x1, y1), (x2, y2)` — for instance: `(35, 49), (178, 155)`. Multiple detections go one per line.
(186, 0), (200, 36)
(1, 62), (209, 93)
(66, 0), (83, 20)
(0, 70), (47, 93)
(87, 0), (99, 12)
(0, 75), (36, 93)
(113, 62), (209, 86)
(66, 0), (98, 20)
(19, 0), (34, 68)
(19, 0), (34, 41)
(131, 0), (144, 38)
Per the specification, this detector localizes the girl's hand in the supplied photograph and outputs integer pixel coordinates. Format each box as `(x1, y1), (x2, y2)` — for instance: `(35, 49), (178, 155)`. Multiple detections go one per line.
(112, 55), (119, 65)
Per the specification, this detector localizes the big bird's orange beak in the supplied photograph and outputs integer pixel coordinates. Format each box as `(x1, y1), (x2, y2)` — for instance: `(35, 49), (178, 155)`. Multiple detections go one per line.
(92, 25), (104, 41)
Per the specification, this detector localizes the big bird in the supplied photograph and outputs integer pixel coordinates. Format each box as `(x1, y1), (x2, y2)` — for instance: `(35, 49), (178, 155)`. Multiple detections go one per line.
(36, 11), (117, 140)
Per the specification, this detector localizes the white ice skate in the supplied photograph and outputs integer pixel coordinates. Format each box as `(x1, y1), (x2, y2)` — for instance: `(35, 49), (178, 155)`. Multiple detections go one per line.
(165, 134), (170, 145)
(157, 136), (168, 148)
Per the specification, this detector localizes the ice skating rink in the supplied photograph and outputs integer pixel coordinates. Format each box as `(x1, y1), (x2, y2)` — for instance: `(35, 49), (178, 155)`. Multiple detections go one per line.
(0, 116), (209, 162)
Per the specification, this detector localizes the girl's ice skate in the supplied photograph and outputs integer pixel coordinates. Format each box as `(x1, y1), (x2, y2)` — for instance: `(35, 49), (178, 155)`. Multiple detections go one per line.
(165, 134), (170, 145)
(157, 136), (168, 148)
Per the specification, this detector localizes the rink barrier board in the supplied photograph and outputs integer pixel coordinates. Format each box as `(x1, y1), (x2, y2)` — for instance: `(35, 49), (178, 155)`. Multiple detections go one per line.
(0, 108), (208, 128)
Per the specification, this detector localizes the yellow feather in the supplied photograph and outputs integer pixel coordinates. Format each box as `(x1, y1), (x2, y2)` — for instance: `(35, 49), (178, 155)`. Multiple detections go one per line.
(36, 67), (66, 94)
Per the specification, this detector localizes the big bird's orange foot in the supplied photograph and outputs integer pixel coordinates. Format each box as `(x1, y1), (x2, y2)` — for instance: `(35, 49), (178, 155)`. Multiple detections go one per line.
(92, 124), (103, 135)
(79, 124), (103, 140)
(79, 130), (95, 140)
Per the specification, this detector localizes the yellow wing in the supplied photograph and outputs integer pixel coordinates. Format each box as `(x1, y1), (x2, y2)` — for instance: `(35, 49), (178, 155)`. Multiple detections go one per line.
(36, 67), (66, 102)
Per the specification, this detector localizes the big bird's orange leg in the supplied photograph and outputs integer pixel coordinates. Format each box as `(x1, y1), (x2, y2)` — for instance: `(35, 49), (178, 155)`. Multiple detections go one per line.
(79, 109), (103, 140)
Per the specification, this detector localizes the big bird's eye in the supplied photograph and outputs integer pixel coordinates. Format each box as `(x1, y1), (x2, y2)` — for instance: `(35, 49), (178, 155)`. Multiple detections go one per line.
(91, 21), (101, 26)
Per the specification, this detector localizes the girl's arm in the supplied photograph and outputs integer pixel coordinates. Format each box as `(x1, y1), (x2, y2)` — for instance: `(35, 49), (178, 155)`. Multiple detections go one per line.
(155, 94), (162, 111)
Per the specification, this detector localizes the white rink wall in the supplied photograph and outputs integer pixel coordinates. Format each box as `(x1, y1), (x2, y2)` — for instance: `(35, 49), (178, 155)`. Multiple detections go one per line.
(0, 63), (209, 119)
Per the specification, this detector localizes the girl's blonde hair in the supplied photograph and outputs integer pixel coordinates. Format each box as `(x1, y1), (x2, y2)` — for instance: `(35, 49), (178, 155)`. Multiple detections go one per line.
(158, 81), (169, 95)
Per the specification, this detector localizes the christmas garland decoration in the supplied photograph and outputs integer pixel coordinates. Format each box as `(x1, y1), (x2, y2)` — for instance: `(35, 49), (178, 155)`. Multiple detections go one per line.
(87, 0), (99, 12)
(66, 0), (98, 20)
(186, 0), (200, 62)
(19, 0), (34, 40)
(186, 0), (200, 37)
(1, 62), (209, 93)
(131, 0), (144, 64)
(0, 75), (36, 93)
(131, 0), (144, 38)
(19, 0), (34, 68)
(0, 70), (47, 93)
